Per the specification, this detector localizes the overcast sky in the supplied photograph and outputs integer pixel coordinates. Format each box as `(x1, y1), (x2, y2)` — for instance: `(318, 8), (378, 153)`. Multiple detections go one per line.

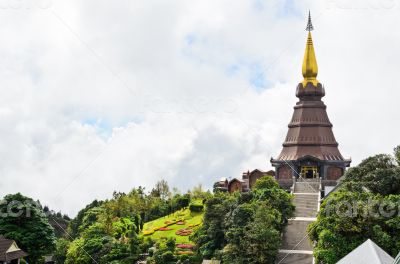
(0, 0), (399, 216)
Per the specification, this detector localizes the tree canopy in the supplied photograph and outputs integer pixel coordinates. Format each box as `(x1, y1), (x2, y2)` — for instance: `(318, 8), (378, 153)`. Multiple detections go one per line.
(193, 176), (294, 263)
(309, 145), (400, 264)
(0, 193), (56, 264)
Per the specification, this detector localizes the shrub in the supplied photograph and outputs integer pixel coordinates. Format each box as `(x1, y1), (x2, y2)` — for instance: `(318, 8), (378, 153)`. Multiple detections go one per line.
(189, 203), (204, 213)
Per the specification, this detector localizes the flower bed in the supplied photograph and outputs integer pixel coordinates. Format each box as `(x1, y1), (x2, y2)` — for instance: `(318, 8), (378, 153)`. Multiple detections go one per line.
(176, 221), (185, 225)
(177, 244), (195, 249)
(158, 227), (172, 231)
(175, 228), (193, 236)
(143, 229), (154, 236)
(188, 222), (201, 228)
(176, 251), (194, 255)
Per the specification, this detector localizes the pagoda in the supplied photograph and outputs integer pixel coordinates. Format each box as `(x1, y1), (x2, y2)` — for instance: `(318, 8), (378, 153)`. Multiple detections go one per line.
(271, 12), (351, 190)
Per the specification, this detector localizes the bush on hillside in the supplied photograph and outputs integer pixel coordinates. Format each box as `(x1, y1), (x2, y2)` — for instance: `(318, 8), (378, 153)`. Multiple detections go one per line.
(189, 203), (204, 213)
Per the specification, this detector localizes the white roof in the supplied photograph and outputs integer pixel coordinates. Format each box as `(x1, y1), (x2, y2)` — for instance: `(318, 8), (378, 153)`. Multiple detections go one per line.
(336, 239), (394, 264)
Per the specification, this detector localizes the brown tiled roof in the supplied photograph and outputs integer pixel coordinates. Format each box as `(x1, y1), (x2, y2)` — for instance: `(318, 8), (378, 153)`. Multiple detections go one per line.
(0, 236), (13, 254)
(0, 250), (28, 261)
(0, 236), (28, 261)
(274, 82), (349, 162)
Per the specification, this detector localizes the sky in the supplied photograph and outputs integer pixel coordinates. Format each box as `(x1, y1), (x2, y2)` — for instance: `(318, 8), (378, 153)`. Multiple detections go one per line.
(0, 0), (399, 216)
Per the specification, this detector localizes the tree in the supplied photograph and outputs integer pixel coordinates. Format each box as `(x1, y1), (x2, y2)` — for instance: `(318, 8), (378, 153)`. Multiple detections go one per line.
(175, 194), (191, 209)
(244, 203), (281, 264)
(65, 221), (134, 264)
(309, 191), (400, 263)
(46, 208), (70, 238)
(343, 154), (400, 195)
(252, 176), (295, 228)
(68, 199), (103, 238)
(394, 145), (400, 165)
(194, 176), (295, 261)
(222, 202), (281, 264)
(151, 180), (171, 200)
(309, 148), (400, 263)
(54, 238), (70, 264)
(0, 193), (56, 264)
(222, 203), (255, 263)
(193, 194), (235, 259)
(146, 237), (177, 264)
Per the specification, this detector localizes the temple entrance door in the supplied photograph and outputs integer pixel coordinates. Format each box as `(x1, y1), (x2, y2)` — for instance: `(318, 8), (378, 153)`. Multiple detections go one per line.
(300, 166), (318, 179)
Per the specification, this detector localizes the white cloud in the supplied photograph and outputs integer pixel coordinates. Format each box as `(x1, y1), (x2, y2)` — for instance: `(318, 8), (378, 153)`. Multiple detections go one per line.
(0, 0), (399, 215)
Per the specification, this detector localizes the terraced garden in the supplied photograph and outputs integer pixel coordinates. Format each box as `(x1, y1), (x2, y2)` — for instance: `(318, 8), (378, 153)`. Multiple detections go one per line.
(142, 207), (203, 244)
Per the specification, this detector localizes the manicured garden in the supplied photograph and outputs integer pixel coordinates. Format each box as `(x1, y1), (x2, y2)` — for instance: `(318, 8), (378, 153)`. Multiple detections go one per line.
(142, 205), (203, 244)
(141, 200), (205, 259)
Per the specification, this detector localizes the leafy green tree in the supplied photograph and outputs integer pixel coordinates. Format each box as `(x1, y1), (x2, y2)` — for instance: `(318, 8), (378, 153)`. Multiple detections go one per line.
(68, 199), (103, 238)
(171, 194), (190, 211)
(65, 237), (91, 264)
(394, 145), (400, 165)
(165, 237), (176, 252)
(189, 202), (204, 212)
(310, 148), (400, 263)
(309, 191), (400, 263)
(222, 202), (286, 263)
(54, 238), (70, 264)
(244, 203), (281, 263)
(252, 176), (295, 227)
(151, 179), (171, 200)
(192, 194), (235, 259)
(222, 203), (255, 263)
(79, 207), (105, 234)
(0, 193), (56, 264)
(343, 154), (400, 195)
(147, 238), (177, 264)
(194, 176), (294, 262)
(46, 209), (70, 238)
(65, 221), (133, 264)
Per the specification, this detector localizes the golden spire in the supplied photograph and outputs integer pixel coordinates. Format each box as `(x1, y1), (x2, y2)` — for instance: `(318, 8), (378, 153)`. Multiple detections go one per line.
(302, 11), (319, 87)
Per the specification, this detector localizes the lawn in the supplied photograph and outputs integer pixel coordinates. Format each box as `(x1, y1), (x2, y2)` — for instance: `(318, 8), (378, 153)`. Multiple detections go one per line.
(142, 207), (204, 244)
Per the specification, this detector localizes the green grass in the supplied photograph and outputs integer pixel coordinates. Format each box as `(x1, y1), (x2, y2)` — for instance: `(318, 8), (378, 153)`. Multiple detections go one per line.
(142, 207), (204, 244)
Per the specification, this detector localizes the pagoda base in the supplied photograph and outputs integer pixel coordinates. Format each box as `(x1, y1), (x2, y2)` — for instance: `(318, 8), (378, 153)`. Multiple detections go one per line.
(271, 156), (351, 192)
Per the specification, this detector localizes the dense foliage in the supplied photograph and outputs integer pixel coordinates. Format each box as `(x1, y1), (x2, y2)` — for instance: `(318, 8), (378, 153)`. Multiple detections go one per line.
(309, 145), (400, 263)
(0, 193), (56, 264)
(43, 206), (71, 238)
(193, 176), (294, 263)
(61, 181), (204, 263)
(189, 201), (204, 213)
(0, 178), (296, 264)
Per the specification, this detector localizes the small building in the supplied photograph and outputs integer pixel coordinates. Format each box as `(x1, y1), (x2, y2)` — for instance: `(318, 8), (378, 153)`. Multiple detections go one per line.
(213, 169), (274, 193)
(0, 235), (28, 264)
(336, 239), (394, 264)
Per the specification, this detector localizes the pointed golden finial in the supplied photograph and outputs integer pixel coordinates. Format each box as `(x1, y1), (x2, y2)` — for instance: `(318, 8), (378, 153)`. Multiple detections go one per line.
(302, 11), (319, 87)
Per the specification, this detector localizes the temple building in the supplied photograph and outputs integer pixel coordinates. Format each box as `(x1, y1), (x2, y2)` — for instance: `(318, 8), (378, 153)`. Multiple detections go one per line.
(271, 13), (351, 192)
(213, 169), (275, 193)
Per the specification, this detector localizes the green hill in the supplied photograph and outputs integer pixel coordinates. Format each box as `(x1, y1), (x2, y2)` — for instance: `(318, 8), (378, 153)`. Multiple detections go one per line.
(142, 206), (204, 244)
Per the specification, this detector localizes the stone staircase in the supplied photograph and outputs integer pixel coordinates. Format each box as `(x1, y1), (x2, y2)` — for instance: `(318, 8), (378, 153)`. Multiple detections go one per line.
(294, 181), (320, 193)
(276, 179), (320, 264)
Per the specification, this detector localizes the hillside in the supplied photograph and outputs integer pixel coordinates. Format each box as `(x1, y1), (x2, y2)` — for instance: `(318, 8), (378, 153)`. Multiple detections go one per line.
(142, 206), (204, 244)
